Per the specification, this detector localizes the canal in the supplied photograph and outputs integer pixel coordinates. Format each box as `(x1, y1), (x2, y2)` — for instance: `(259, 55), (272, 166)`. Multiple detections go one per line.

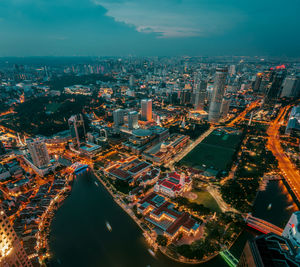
(48, 173), (295, 267)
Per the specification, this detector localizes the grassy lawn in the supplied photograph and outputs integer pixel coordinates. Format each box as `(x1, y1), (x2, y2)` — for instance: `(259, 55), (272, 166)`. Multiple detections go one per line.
(190, 189), (221, 212)
(180, 129), (241, 171)
(46, 102), (62, 113)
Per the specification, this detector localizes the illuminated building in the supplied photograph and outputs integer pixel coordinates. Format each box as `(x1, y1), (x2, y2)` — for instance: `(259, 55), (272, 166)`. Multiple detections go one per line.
(238, 233), (299, 267)
(113, 109), (125, 127)
(141, 99), (152, 121)
(154, 172), (192, 198)
(0, 207), (33, 267)
(208, 67), (228, 122)
(220, 97), (231, 118)
(27, 139), (50, 168)
(68, 114), (86, 149)
(128, 111), (139, 130)
(194, 80), (207, 111)
(253, 73), (263, 92)
(137, 193), (200, 240)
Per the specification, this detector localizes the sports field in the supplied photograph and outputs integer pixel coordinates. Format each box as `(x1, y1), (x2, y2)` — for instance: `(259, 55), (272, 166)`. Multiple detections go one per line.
(180, 129), (241, 171)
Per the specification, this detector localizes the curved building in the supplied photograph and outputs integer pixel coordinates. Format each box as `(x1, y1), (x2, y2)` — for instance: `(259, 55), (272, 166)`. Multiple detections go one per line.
(208, 67), (228, 122)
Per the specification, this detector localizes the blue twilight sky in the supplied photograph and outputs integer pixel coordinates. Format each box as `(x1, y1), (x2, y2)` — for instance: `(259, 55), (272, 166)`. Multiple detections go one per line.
(0, 0), (299, 57)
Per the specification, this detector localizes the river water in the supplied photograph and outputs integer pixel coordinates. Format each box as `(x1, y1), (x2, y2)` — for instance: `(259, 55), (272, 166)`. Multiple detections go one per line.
(48, 173), (295, 267)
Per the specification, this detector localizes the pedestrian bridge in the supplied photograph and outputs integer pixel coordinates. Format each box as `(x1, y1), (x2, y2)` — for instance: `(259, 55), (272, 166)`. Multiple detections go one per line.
(245, 214), (283, 236)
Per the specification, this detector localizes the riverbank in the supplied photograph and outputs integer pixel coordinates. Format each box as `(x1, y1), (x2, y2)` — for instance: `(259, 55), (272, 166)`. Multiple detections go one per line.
(93, 169), (226, 265)
(36, 175), (73, 264)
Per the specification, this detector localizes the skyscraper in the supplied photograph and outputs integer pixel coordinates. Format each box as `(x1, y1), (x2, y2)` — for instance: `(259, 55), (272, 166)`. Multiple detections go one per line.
(27, 139), (50, 168)
(194, 80), (207, 111)
(141, 99), (152, 121)
(253, 73), (263, 92)
(113, 109), (125, 127)
(208, 67), (228, 122)
(266, 71), (285, 101)
(280, 76), (299, 98)
(0, 207), (33, 267)
(220, 97), (231, 118)
(128, 111), (139, 130)
(68, 114), (86, 149)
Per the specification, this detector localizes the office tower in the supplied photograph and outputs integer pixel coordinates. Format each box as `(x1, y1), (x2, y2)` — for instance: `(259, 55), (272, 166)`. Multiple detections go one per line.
(266, 72), (285, 101)
(253, 73), (263, 92)
(194, 81), (207, 111)
(0, 140), (6, 155)
(141, 99), (152, 121)
(238, 233), (299, 267)
(113, 109), (125, 127)
(0, 207), (33, 267)
(180, 89), (192, 105)
(128, 111), (139, 130)
(280, 76), (299, 98)
(27, 139), (50, 168)
(220, 97), (231, 118)
(208, 67), (228, 122)
(68, 114), (86, 149)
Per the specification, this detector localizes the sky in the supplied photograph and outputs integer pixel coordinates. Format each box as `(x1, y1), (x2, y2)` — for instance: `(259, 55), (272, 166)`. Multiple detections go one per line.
(0, 0), (299, 57)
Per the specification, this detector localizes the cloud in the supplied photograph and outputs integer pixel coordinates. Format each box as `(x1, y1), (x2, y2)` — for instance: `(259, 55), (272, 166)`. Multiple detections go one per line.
(93, 0), (243, 38)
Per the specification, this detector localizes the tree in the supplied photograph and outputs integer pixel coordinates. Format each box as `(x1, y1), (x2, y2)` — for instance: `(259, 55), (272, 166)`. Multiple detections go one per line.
(156, 235), (168, 246)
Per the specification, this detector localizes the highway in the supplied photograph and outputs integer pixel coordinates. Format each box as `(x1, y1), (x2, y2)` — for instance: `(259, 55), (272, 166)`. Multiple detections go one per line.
(267, 105), (300, 204)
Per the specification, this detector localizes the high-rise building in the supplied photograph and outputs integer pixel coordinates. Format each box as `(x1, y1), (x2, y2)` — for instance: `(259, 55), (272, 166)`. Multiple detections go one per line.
(229, 64), (236, 76)
(141, 99), (152, 121)
(253, 73), (263, 92)
(180, 90), (192, 105)
(128, 111), (139, 130)
(280, 76), (299, 98)
(68, 114), (86, 149)
(266, 71), (285, 101)
(0, 140), (6, 155)
(0, 207), (33, 267)
(208, 67), (228, 122)
(113, 109), (125, 127)
(194, 81), (207, 111)
(220, 97), (231, 118)
(238, 233), (299, 267)
(27, 139), (50, 168)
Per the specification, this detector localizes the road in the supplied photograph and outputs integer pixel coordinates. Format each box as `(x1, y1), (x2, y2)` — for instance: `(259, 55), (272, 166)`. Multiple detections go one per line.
(165, 126), (215, 170)
(227, 100), (261, 127)
(267, 105), (300, 204)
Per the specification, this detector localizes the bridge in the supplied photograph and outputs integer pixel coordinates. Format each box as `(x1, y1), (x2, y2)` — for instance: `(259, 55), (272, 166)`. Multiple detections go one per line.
(245, 215), (283, 236)
(220, 249), (239, 267)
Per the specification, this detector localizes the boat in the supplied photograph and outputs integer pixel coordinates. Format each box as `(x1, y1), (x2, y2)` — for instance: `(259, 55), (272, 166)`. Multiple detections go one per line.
(148, 249), (155, 257)
(94, 181), (99, 187)
(267, 203), (272, 210)
(105, 221), (112, 232)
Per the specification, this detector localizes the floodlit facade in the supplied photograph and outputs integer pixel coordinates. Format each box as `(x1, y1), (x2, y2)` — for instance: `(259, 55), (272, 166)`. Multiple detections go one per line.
(0, 207), (33, 267)
(141, 99), (152, 121)
(27, 139), (50, 168)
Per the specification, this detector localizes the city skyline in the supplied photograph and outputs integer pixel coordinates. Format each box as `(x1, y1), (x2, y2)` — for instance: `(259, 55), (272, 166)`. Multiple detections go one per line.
(0, 0), (300, 57)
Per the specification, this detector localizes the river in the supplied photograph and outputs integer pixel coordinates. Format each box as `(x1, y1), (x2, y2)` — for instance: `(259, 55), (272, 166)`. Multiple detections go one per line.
(48, 173), (295, 267)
